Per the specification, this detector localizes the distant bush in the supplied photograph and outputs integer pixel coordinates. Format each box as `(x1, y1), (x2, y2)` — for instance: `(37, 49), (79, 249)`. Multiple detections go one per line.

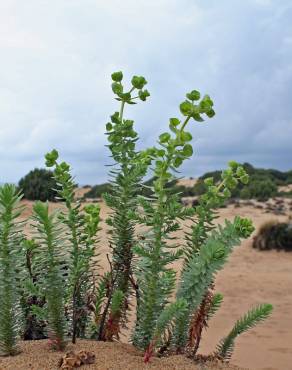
(240, 179), (277, 201)
(84, 183), (111, 198)
(18, 168), (57, 201)
(193, 163), (282, 201)
(253, 220), (292, 251)
(278, 190), (292, 198)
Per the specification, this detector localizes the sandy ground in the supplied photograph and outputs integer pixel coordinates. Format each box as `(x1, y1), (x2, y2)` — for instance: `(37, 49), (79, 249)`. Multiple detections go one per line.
(177, 178), (198, 187)
(278, 184), (292, 193)
(17, 197), (292, 370)
(0, 340), (246, 370)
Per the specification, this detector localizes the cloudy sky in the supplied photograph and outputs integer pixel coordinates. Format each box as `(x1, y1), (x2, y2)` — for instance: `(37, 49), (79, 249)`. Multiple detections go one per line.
(0, 0), (291, 184)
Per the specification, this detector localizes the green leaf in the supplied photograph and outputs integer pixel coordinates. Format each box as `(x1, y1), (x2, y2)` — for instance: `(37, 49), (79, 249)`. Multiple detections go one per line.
(204, 177), (214, 186)
(182, 144), (193, 157)
(206, 108), (215, 118)
(157, 149), (165, 157)
(153, 299), (188, 343)
(131, 75), (147, 89)
(228, 161), (238, 170)
(240, 174), (249, 184)
(139, 89), (150, 101)
(159, 132), (171, 143)
(45, 149), (59, 167)
(236, 166), (246, 177)
(207, 293), (223, 320)
(120, 92), (131, 101)
(112, 82), (123, 95)
(111, 71), (123, 82)
(106, 122), (113, 131)
(169, 118), (180, 126)
(111, 290), (124, 315)
(186, 90), (200, 101)
(192, 113), (204, 122)
(181, 131), (192, 142)
(111, 112), (120, 124)
(233, 216), (254, 238)
(169, 121), (178, 133)
(225, 177), (238, 189)
(223, 188), (231, 198)
(173, 157), (183, 168)
(180, 101), (193, 116)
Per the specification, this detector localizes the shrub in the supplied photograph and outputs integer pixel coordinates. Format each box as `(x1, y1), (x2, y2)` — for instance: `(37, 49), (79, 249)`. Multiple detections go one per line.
(84, 183), (111, 199)
(18, 168), (57, 201)
(253, 220), (292, 251)
(195, 165), (279, 201)
(277, 190), (292, 199)
(240, 178), (277, 201)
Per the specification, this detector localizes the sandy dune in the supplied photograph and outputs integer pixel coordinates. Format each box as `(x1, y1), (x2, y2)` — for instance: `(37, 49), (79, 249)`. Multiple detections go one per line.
(278, 184), (292, 193)
(19, 198), (292, 370)
(177, 177), (198, 187)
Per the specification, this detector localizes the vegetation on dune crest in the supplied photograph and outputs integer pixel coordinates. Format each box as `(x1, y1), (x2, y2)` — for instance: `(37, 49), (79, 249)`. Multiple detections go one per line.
(83, 163), (291, 202)
(18, 168), (57, 201)
(194, 163), (288, 202)
(0, 72), (272, 364)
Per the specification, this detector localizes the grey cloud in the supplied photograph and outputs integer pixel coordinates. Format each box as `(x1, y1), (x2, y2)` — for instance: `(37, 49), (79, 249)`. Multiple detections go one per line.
(0, 0), (291, 184)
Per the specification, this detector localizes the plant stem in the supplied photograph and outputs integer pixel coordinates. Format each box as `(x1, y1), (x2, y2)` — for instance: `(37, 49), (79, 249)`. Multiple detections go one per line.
(180, 115), (191, 132)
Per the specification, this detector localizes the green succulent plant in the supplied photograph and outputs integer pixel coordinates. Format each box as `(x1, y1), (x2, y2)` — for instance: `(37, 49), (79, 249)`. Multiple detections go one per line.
(45, 149), (100, 343)
(0, 185), (24, 355)
(0, 71), (273, 366)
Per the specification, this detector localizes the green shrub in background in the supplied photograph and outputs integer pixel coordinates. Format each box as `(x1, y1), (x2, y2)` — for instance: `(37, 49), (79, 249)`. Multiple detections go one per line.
(194, 163), (289, 202)
(18, 168), (57, 201)
(83, 183), (111, 199)
(253, 220), (292, 251)
(0, 72), (273, 364)
(239, 178), (277, 201)
(84, 163), (289, 202)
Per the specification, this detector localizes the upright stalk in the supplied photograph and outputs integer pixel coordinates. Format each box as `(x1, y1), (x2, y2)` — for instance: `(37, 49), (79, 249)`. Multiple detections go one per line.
(100, 72), (150, 338)
(0, 185), (23, 356)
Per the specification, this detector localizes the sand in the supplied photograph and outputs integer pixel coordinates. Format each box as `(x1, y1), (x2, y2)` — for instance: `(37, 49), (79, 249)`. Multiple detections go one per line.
(176, 178), (198, 187)
(278, 184), (292, 193)
(0, 340), (245, 370)
(16, 197), (292, 370)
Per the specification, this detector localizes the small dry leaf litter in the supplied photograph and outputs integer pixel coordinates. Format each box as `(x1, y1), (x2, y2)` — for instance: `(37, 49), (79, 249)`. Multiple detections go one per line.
(58, 350), (95, 370)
